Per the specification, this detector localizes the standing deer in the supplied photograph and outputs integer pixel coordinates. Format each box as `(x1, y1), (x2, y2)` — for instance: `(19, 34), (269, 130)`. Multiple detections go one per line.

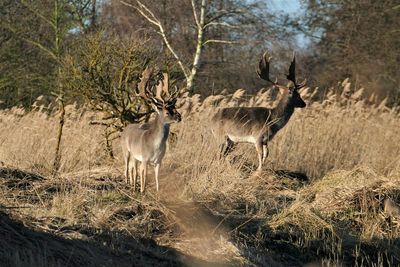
(120, 68), (181, 192)
(211, 51), (306, 170)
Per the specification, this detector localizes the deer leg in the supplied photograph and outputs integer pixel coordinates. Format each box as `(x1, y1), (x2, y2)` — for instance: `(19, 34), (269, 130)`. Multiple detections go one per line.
(143, 163), (147, 192)
(262, 144), (269, 163)
(219, 137), (227, 159)
(131, 159), (138, 190)
(223, 137), (235, 157)
(219, 143), (226, 159)
(124, 152), (130, 184)
(255, 141), (263, 171)
(140, 161), (148, 193)
(219, 137), (233, 158)
(154, 162), (161, 192)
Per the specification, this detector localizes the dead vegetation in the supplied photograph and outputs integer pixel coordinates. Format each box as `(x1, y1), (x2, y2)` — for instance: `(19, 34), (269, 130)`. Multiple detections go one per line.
(0, 80), (400, 266)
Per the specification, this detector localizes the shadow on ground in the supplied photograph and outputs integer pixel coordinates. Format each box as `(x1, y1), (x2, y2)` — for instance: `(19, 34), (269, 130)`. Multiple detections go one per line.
(164, 195), (400, 266)
(0, 209), (233, 267)
(2, 167), (399, 266)
(233, 158), (310, 182)
(0, 167), (234, 267)
(0, 167), (45, 189)
(273, 169), (309, 181)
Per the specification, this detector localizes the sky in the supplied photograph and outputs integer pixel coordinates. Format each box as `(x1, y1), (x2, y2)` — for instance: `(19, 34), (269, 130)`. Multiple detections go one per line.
(269, 0), (303, 14)
(268, 0), (309, 47)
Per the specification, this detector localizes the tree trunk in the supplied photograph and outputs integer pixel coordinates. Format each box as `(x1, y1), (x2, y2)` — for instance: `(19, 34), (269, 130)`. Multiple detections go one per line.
(187, 30), (204, 93)
(52, 96), (65, 175)
(51, 0), (65, 175)
(187, 0), (206, 94)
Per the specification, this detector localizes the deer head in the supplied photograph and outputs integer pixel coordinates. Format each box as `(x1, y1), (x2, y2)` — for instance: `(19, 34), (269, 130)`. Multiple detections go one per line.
(258, 51), (306, 108)
(138, 67), (181, 123)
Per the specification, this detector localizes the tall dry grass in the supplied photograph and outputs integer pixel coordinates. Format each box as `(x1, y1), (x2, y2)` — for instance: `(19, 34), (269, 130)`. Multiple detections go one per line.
(1, 79), (400, 266)
(162, 81), (400, 210)
(0, 104), (106, 176)
(175, 80), (400, 180)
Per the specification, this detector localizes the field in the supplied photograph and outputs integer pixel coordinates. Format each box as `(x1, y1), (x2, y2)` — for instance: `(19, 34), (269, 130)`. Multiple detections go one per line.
(1, 82), (400, 266)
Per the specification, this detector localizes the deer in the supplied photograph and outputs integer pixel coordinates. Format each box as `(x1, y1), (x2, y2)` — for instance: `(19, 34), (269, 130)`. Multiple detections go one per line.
(211, 51), (306, 171)
(120, 68), (181, 193)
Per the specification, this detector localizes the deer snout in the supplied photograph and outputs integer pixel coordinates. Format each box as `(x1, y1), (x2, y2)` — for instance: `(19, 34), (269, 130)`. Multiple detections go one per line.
(295, 94), (306, 108)
(174, 112), (182, 122)
(298, 100), (306, 108)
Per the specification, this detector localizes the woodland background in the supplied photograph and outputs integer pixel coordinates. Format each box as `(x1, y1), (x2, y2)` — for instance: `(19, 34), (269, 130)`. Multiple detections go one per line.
(1, 0), (399, 108)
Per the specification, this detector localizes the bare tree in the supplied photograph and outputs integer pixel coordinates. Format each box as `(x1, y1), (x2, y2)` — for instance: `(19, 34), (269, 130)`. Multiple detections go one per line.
(121, 0), (253, 94)
(4, 0), (67, 174)
(2, 0), (101, 173)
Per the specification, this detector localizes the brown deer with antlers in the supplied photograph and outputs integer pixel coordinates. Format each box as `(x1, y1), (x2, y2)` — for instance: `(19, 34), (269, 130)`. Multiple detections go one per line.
(211, 51), (306, 171)
(120, 68), (181, 193)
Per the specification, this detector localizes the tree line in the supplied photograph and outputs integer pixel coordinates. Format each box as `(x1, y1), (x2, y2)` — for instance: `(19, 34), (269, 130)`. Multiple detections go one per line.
(2, 0), (399, 107)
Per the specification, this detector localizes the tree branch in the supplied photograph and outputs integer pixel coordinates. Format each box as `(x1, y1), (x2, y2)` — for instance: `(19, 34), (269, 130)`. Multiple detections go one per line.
(121, 0), (190, 79)
(205, 9), (243, 26)
(3, 23), (57, 60)
(21, 0), (55, 27)
(191, 0), (200, 27)
(24, 38), (58, 60)
(203, 39), (238, 46)
(203, 21), (241, 29)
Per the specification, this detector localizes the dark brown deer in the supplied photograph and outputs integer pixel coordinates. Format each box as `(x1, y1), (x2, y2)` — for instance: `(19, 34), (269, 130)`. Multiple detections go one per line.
(120, 68), (181, 192)
(211, 51), (306, 170)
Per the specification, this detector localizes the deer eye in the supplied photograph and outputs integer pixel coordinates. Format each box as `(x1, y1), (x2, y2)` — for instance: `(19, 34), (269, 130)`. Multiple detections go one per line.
(166, 107), (173, 114)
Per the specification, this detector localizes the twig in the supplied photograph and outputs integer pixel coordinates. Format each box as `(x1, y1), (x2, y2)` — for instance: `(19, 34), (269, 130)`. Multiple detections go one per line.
(211, 211), (234, 235)
(229, 215), (256, 234)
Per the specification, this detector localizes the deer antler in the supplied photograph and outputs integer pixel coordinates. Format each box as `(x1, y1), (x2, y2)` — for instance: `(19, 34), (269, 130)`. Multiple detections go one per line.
(286, 52), (296, 84)
(286, 53), (306, 90)
(257, 51), (277, 85)
(138, 66), (153, 99)
(138, 68), (179, 107)
(155, 72), (179, 103)
(169, 86), (179, 100)
(137, 67), (163, 107)
(155, 73), (169, 102)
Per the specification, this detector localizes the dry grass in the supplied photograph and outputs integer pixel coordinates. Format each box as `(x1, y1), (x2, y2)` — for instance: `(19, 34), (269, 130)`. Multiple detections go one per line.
(1, 79), (400, 266)
(0, 104), (106, 175)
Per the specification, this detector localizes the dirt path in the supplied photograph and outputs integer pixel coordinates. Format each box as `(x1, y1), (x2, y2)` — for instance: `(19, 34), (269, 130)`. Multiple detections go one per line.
(147, 165), (250, 266)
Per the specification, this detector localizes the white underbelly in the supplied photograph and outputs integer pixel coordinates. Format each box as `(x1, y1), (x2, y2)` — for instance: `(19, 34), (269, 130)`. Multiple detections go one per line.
(133, 155), (143, 162)
(228, 135), (256, 144)
(132, 148), (165, 164)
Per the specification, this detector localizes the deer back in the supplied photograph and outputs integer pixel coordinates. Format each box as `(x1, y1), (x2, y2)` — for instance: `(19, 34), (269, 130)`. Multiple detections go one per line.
(212, 51), (306, 142)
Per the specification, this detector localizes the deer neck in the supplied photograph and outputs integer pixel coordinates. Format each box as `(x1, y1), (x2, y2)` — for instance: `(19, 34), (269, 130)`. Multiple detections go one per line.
(270, 92), (295, 128)
(150, 113), (170, 147)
